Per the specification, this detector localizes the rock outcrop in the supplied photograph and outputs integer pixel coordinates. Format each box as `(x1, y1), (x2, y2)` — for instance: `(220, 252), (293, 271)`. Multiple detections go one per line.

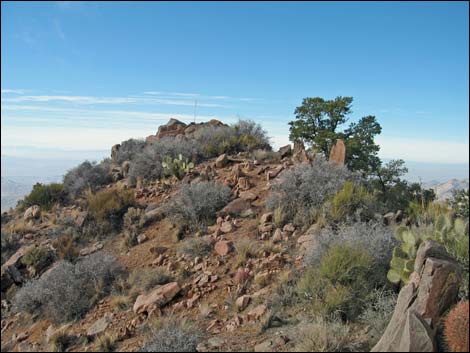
(328, 139), (346, 165)
(133, 282), (180, 314)
(372, 240), (462, 352)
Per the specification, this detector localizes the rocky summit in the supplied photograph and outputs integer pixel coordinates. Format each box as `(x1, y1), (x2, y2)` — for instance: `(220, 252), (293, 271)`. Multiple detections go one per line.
(1, 118), (468, 353)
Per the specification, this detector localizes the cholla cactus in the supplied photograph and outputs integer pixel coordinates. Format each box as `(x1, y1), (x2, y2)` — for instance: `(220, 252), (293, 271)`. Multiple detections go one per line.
(444, 301), (469, 352)
(162, 154), (195, 179)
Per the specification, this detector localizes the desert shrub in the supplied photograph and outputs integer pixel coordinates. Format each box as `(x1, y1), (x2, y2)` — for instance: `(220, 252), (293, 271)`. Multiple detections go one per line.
(359, 289), (397, 349)
(15, 252), (124, 323)
(63, 160), (112, 198)
(128, 146), (164, 182)
(122, 207), (146, 247)
(192, 119), (270, 158)
(294, 317), (361, 352)
(164, 181), (231, 231)
(21, 183), (65, 210)
(233, 119), (271, 151)
(234, 239), (257, 267)
(127, 267), (172, 300)
(52, 235), (79, 262)
(86, 188), (134, 229)
(81, 219), (116, 241)
(443, 301), (469, 352)
(297, 244), (373, 319)
(140, 319), (203, 352)
(192, 125), (240, 158)
(21, 246), (55, 276)
(304, 221), (396, 286)
(49, 329), (73, 352)
(95, 333), (116, 352)
(114, 138), (146, 164)
(266, 156), (354, 227)
(327, 181), (377, 222)
(149, 136), (201, 162)
(177, 238), (213, 259)
(251, 149), (280, 162)
(450, 189), (469, 219)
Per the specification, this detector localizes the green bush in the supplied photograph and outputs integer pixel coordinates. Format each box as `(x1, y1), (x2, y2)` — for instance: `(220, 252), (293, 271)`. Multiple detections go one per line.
(21, 183), (65, 210)
(177, 237), (213, 259)
(86, 188), (134, 229)
(297, 244), (373, 319)
(21, 246), (55, 276)
(328, 181), (376, 222)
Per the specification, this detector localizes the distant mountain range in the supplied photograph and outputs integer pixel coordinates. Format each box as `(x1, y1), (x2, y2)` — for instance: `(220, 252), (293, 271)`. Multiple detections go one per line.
(1, 177), (32, 212)
(423, 178), (469, 201)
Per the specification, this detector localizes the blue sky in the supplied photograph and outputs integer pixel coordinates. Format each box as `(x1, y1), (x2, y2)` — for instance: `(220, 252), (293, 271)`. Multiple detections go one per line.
(1, 1), (469, 166)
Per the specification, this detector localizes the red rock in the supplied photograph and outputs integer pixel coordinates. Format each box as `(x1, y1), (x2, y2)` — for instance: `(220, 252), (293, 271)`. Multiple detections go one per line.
(233, 268), (250, 284)
(283, 223), (295, 233)
(247, 304), (267, 321)
(329, 139), (346, 165)
(260, 212), (273, 224)
(215, 154), (229, 168)
(272, 228), (282, 243)
(239, 191), (257, 201)
(214, 240), (232, 256)
(220, 221), (233, 234)
(133, 282), (180, 314)
(258, 223), (274, 233)
(237, 177), (250, 191)
(235, 295), (251, 311)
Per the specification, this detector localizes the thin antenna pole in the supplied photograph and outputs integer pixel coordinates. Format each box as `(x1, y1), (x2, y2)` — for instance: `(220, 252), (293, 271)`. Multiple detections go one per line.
(194, 99), (198, 123)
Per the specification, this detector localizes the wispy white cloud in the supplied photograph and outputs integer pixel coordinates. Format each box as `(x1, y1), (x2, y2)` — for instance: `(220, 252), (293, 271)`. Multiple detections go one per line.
(1, 89), (26, 94)
(53, 19), (66, 40)
(143, 91), (259, 102)
(1, 95), (224, 107)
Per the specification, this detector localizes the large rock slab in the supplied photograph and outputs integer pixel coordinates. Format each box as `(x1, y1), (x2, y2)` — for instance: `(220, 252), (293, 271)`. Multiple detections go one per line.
(1, 245), (35, 291)
(217, 198), (251, 217)
(329, 139), (346, 165)
(23, 205), (40, 220)
(133, 282), (180, 314)
(372, 240), (461, 352)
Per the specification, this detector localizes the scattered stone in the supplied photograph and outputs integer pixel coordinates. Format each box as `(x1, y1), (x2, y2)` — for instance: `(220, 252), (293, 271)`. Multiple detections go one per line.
(258, 223), (274, 234)
(215, 154), (229, 168)
(220, 222), (234, 234)
(233, 268), (251, 285)
(266, 165), (284, 180)
(272, 228), (282, 243)
(247, 304), (267, 321)
(133, 282), (180, 314)
(329, 139), (346, 165)
(283, 223), (295, 233)
(23, 205), (40, 220)
(87, 315), (111, 337)
(239, 191), (257, 201)
(79, 242), (103, 256)
(137, 234), (148, 244)
(237, 177), (250, 191)
(214, 240), (232, 256)
(260, 212), (273, 224)
(235, 295), (251, 311)
(240, 208), (255, 218)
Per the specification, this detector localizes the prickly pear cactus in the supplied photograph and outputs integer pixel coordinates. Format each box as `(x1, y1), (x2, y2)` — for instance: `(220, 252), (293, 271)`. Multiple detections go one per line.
(162, 154), (194, 179)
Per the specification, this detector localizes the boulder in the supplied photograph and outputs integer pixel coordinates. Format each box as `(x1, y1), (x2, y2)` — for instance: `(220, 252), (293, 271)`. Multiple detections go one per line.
(1, 245), (35, 291)
(23, 205), (40, 220)
(214, 240), (232, 256)
(329, 139), (346, 165)
(133, 282), (180, 314)
(122, 160), (131, 177)
(215, 154), (229, 168)
(247, 304), (267, 321)
(278, 144), (292, 158)
(111, 143), (120, 162)
(79, 242), (103, 256)
(372, 240), (461, 352)
(218, 198), (251, 217)
(239, 191), (257, 201)
(237, 177), (250, 191)
(266, 165), (284, 180)
(220, 222), (234, 234)
(87, 315), (111, 337)
(233, 267), (250, 284)
(155, 118), (187, 139)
